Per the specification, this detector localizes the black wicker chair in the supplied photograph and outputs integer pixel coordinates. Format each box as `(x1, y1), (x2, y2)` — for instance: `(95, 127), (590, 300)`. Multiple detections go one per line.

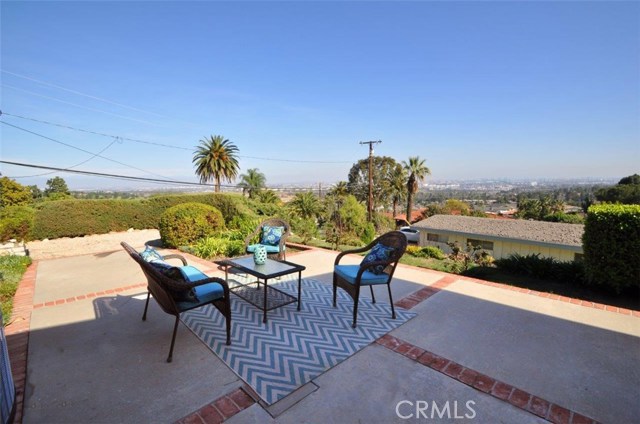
(121, 242), (231, 362)
(333, 231), (408, 328)
(244, 218), (291, 260)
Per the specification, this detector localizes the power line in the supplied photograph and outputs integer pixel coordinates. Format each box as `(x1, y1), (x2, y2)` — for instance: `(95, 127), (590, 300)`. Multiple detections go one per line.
(11, 138), (120, 178)
(0, 120), (174, 180)
(0, 111), (353, 163)
(1, 160), (327, 191)
(2, 84), (164, 126)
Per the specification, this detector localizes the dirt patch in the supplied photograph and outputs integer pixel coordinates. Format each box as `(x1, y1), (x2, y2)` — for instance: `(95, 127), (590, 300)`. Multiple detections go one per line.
(26, 229), (162, 260)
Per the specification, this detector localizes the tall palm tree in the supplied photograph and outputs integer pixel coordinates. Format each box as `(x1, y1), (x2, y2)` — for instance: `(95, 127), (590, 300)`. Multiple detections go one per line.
(192, 135), (240, 192)
(238, 168), (266, 199)
(402, 156), (431, 224)
(389, 166), (407, 219)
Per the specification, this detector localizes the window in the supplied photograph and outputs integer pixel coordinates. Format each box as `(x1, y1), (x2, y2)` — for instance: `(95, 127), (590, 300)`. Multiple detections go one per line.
(467, 238), (494, 250)
(427, 233), (448, 243)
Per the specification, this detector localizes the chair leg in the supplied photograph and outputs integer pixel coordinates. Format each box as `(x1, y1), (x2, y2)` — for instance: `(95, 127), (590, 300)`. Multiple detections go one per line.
(167, 315), (180, 363)
(225, 301), (232, 346)
(352, 286), (361, 328)
(369, 285), (376, 303)
(332, 276), (338, 307)
(142, 291), (151, 321)
(387, 283), (396, 320)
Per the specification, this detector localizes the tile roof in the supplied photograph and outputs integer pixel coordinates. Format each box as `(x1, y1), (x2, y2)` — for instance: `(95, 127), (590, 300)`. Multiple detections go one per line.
(413, 215), (583, 247)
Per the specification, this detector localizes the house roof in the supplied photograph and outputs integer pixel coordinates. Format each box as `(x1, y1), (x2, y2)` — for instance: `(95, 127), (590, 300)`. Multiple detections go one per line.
(412, 215), (584, 248)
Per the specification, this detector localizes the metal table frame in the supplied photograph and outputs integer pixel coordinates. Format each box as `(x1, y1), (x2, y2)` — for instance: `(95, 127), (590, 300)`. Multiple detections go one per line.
(215, 256), (306, 323)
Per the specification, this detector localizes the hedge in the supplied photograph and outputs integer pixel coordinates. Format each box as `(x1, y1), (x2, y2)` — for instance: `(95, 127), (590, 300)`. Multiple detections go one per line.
(582, 204), (640, 292)
(0, 205), (35, 242)
(28, 193), (256, 240)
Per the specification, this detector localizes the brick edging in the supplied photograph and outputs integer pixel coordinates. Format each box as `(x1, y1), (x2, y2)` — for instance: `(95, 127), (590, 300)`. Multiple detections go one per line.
(376, 334), (600, 424)
(175, 386), (256, 424)
(4, 260), (39, 424)
(32, 283), (147, 309)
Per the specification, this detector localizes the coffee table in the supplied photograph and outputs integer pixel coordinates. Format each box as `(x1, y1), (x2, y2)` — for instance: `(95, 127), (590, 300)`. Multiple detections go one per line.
(215, 256), (306, 323)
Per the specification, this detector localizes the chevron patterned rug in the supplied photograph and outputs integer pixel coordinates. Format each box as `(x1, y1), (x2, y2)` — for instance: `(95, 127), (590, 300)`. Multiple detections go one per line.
(181, 276), (416, 405)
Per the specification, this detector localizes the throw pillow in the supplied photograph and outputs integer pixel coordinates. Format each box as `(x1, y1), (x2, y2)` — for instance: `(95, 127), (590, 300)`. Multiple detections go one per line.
(160, 267), (198, 302)
(261, 225), (285, 246)
(360, 243), (395, 275)
(140, 246), (164, 263)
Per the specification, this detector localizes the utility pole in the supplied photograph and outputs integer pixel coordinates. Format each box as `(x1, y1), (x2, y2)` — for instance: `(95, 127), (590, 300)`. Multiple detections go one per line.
(360, 140), (382, 222)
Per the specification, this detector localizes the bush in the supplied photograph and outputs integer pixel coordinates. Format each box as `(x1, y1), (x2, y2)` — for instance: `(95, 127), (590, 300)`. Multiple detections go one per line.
(360, 222), (376, 245)
(583, 204), (640, 292)
(28, 193), (257, 240)
(421, 246), (446, 260)
(543, 212), (584, 224)
(190, 235), (245, 259)
(159, 203), (225, 248)
(291, 217), (318, 244)
(0, 206), (35, 242)
(0, 255), (32, 321)
(495, 253), (585, 285)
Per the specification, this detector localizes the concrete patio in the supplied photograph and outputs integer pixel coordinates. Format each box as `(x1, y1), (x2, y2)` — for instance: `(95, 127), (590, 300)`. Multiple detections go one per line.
(4, 235), (640, 424)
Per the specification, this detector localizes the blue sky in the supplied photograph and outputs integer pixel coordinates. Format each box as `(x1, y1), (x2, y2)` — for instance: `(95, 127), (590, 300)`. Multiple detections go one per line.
(1, 1), (638, 190)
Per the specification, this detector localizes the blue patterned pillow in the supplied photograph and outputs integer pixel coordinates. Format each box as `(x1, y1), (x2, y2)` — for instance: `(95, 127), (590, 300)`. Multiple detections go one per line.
(261, 225), (285, 246)
(360, 243), (395, 275)
(140, 246), (164, 263)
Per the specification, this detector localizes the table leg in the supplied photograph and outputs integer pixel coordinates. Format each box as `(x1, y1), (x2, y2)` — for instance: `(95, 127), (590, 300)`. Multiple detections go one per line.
(263, 278), (268, 323)
(297, 271), (302, 311)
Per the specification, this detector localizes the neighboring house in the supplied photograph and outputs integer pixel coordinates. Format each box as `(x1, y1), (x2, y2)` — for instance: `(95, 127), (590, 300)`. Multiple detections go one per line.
(412, 215), (583, 261)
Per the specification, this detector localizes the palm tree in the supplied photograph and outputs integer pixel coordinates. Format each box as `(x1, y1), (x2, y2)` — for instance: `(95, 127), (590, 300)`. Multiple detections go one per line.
(402, 156), (431, 224)
(288, 191), (322, 220)
(238, 168), (266, 199)
(328, 181), (349, 197)
(192, 135), (240, 192)
(389, 166), (407, 219)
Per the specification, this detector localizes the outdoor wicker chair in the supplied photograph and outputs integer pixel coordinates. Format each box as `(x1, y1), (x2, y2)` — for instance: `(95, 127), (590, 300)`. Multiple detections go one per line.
(333, 231), (408, 328)
(244, 218), (291, 260)
(121, 242), (231, 362)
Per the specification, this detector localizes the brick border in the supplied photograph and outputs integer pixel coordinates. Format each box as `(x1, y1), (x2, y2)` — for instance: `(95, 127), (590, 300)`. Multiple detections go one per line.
(376, 334), (600, 424)
(32, 283), (147, 309)
(4, 260), (39, 424)
(174, 387), (256, 424)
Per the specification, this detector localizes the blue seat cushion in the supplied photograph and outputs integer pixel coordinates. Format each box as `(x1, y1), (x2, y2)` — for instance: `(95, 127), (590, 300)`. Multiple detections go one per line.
(334, 265), (389, 286)
(175, 265), (224, 308)
(246, 243), (283, 254)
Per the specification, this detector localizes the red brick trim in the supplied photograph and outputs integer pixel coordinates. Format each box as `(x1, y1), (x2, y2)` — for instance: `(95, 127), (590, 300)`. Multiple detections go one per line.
(394, 274), (458, 309)
(4, 260), (39, 424)
(376, 334), (600, 424)
(31, 283), (147, 309)
(175, 386), (256, 424)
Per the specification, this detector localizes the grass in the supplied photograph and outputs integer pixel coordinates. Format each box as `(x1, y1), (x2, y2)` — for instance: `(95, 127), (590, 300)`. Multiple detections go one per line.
(0, 255), (32, 324)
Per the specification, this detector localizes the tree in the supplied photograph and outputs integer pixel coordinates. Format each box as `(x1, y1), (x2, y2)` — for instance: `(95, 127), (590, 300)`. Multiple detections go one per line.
(347, 156), (402, 212)
(288, 191), (322, 220)
(328, 181), (349, 197)
(403, 156), (431, 223)
(389, 166), (407, 219)
(0, 177), (32, 207)
(516, 195), (564, 220)
(29, 185), (43, 202)
(238, 168), (266, 199)
(44, 176), (70, 196)
(192, 135), (240, 192)
(256, 189), (280, 204)
(595, 174), (640, 204)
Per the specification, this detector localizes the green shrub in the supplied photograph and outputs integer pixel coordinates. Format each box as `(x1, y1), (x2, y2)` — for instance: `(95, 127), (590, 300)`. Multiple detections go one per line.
(583, 204), (640, 292)
(360, 222), (376, 245)
(190, 235), (245, 259)
(28, 193), (257, 240)
(421, 246), (446, 260)
(543, 212), (584, 224)
(495, 253), (585, 285)
(0, 254), (32, 322)
(0, 206), (35, 242)
(406, 245), (422, 256)
(291, 217), (318, 244)
(159, 203), (225, 248)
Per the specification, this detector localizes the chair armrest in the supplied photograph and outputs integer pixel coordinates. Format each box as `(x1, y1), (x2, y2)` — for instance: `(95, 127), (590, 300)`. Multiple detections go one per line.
(334, 245), (371, 266)
(191, 276), (231, 298)
(163, 254), (187, 266)
(244, 226), (262, 247)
